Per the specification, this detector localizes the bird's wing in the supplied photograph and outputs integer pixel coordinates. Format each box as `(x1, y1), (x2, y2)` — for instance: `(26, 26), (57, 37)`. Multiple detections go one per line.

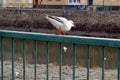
(57, 17), (68, 23)
(48, 15), (64, 24)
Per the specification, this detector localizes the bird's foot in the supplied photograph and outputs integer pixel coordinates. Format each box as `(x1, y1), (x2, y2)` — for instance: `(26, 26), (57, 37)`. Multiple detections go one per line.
(61, 31), (65, 35)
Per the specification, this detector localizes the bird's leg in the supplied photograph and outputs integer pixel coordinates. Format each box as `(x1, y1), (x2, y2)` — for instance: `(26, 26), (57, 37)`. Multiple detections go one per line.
(59, 27), (65, 35)
(54, 29), (59, 35)
(61, 31), (65, 35)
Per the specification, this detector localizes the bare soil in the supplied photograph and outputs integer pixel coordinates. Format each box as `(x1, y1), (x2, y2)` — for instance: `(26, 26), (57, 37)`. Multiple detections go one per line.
(0, 9), (120, 38)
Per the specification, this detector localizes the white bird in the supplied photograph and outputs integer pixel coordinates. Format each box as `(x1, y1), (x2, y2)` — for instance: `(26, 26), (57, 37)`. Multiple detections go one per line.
(45, 15), (76, 35)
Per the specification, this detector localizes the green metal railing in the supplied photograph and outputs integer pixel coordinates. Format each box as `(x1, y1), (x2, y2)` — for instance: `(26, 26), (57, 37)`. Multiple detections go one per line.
(0, 30), (120, 80)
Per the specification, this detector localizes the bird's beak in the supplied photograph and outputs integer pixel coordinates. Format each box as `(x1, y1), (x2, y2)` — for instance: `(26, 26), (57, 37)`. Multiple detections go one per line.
(72, 25), (76, 28)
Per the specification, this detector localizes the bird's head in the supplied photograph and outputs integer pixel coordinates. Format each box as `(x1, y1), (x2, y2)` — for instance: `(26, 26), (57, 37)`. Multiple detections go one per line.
(69, 20), (76, 28)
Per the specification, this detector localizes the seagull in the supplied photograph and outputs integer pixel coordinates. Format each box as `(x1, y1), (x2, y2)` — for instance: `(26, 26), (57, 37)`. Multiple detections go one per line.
(45, 15), (76, 35)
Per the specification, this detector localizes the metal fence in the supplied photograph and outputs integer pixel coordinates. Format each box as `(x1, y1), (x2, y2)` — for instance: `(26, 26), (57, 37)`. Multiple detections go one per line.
(0, 30), (120, 80)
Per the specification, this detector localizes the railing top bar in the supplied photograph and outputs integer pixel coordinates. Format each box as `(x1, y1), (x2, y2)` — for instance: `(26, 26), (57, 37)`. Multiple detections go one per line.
(0, 30), (120, 47)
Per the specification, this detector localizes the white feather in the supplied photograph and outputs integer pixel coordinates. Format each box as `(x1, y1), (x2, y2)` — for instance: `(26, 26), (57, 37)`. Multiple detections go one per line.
(15, 72), (19, 76)
(63, 46), (67, 52)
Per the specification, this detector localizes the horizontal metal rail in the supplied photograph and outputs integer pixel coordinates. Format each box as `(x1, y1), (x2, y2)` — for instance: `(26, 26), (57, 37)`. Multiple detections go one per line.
(0, 30), (120, 80)
(0, 30), (120, 47)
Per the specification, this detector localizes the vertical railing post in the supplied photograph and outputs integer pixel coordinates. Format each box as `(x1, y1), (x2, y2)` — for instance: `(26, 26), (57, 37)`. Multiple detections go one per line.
(59, 42), (62, 80)
(23, 39), (26, 80)
(34, 40), (37, 80)
(118, 48), (120, 80)
(73, 43), (76, 80)
(1, 37), (4, 80)
(46, 41), (49, 80)
(87, 45), (90, 80)
(12, 38), (14, 80)
(102, 46), (105, 80)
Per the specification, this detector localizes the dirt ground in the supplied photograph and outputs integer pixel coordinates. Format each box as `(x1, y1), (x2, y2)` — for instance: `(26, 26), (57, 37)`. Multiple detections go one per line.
(2, 61), (118, 80)
(0, 9), (120, 38)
